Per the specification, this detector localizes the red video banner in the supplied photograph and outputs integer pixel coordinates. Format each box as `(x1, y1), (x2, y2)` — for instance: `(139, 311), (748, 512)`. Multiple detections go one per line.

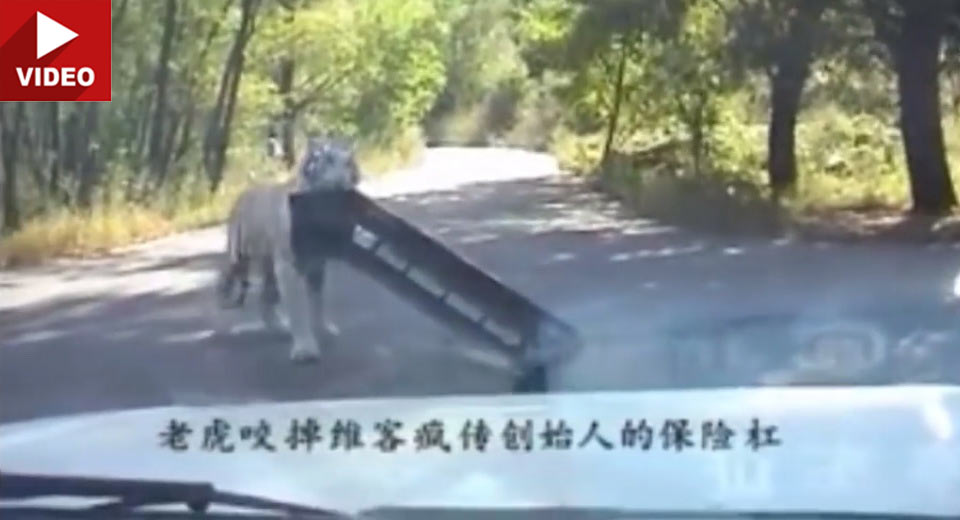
(0, 0), (112, 101)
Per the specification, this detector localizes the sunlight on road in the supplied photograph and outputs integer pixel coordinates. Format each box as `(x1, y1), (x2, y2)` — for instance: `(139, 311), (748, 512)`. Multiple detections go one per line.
(362, 147), (561, 198)
(5, 147), (960, 404)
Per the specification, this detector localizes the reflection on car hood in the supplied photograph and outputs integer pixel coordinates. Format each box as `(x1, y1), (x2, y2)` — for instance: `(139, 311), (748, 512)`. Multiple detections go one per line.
(1, 386), (958, 517)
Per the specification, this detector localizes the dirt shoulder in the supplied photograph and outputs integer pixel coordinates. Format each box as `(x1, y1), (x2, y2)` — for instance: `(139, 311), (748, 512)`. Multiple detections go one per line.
(788, 209), (960, 244)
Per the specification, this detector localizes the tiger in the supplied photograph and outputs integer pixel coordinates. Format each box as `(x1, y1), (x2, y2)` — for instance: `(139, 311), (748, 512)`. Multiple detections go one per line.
(212, 136), (361, 363)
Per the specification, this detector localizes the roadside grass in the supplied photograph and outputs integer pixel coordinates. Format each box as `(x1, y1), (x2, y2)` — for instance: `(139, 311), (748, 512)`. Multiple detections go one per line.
(551, 112), (960, 242)
(425, 103), (492, 146)
(0, 137), (424, 269)
(0, 206), (174, 267)
(355, 127), (426, 175)
(7, 110), (959, 270)
(0, 162), (266, 269)
(424, 83), (563, 152)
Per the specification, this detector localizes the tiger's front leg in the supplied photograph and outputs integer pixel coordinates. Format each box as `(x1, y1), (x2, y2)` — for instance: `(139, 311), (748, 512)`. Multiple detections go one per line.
(275, 257), (322, 363)
(305, 260), (340, 345)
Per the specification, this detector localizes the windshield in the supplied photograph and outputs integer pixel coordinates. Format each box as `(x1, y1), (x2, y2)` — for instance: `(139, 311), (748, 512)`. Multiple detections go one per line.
(1, 0), (959, 518)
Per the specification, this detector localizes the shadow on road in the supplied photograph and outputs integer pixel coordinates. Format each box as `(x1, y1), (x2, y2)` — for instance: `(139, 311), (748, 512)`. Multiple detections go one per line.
(3, 175), (960, 424)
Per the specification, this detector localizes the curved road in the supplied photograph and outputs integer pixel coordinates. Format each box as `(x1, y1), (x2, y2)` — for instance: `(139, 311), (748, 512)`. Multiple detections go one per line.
(2, 147), (960, 424)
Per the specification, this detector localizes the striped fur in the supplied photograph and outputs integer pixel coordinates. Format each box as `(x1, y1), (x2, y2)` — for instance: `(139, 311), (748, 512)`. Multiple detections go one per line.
(212, 137), (360, 362)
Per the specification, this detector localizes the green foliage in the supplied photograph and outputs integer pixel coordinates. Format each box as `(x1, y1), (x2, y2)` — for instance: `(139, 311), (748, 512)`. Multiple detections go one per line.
(788, 105), (907, 210)
(351, 0), (449, 138)
(10, 0), (960, 259)
(435, 0), (528, 107)
(511, 0), (579, 76)
(565, 0), (688, 61)
(503, 73), (567, 150)
(707, 93), (767, 181)
(245, 0), (448, 155)
(355, 127), (426, 175)
(798, 106), (902, 180)
(423, 0), (535, 146)
(551, 127), (604, 175)
(658, 0), (735, 174)
(555, 0), (733, 173)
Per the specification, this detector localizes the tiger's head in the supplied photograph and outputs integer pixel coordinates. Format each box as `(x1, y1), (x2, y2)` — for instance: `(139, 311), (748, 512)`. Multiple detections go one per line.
(296, 136), (361, 192)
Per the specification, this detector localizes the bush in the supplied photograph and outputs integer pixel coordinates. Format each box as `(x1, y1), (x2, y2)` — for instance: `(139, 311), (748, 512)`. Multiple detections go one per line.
(356, 127), (426, 175)
(550, 128), (604, 175)
(787, 105), (908, 212)
(424, 102), (492, 146)
(593, 145), (782, 236)
(502, 78), (565, 151)
(0, 150), (286, 268)
(0, 206), (173, 268)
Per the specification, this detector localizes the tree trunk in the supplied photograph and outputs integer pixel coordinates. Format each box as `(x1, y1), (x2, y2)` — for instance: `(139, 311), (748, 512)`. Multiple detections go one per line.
(162, 110), (182, 180)
(112, 0), (130, 30)
(601, 41), (628, 168)
(19, 109), (49, 204)
(174, 102), (195, 163)
(64, 106), (83, 191)
(0, 108), (6, 233)
(766, 0), (827, 196)
(278, 56), (296, 167)
(134, 91), (153, 170)
(275, 0), (298, 166)
(691, 93), (705, 176)
(148, 0), (178, 185)
(172, 0), (230, 167)
(892, 2), (957, 214)
(47, 102), (64, 202)
(204, 0), (260, 192)
(77, 103), (101, 209)
(0, 103), (25, 233)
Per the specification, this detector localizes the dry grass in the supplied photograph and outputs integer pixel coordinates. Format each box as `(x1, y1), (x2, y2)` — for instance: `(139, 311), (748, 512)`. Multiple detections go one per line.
(0, 137), (424, 269)
(0, 175), (250, 269)
(355, 127), (426, 175)
(0, 206), (174, 268)
(425, 103), (491, 146)
(552, 109), (960, 243)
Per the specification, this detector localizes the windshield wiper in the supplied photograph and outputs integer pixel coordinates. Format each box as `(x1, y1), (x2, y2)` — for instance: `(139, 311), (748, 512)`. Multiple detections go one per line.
(0, 471), (353, 519)
(6, 472), (952, 520)
(360, 507), (957, 520)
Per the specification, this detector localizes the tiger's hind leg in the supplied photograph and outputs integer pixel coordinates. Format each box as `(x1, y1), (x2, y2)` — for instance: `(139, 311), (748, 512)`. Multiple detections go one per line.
(211, 256), (250, 336)
(215, 257), (251, 309)
(259, 256), (286, 333)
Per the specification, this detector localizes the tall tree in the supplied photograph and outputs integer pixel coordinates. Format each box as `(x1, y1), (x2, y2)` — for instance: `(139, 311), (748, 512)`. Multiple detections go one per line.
(76, 103), (102, 209)
(564, 0), (689, 166)
(865, 0), (957, 214)
(273, 0), (301, 167)
(0, 105), (13, 233)
(0, 103), (25, 233)
(766, 1), (828, 196)
(148, 0), (178, 185)
(46, 102), (63, 203)
(601, 38), (628, 165)
(204, 0), (261, 191)
(728, 0), (829, 196)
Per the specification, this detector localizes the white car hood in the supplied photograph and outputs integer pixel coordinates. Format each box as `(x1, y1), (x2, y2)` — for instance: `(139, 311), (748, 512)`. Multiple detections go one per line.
(1, 386), (959, 517)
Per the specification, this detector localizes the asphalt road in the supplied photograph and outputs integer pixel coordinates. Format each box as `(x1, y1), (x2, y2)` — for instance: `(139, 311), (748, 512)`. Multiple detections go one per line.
(2, 147), (960, 425)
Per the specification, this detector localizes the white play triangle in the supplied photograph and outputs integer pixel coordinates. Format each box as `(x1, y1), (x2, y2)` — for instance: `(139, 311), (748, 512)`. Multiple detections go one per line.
(36, 11), (78, 60)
